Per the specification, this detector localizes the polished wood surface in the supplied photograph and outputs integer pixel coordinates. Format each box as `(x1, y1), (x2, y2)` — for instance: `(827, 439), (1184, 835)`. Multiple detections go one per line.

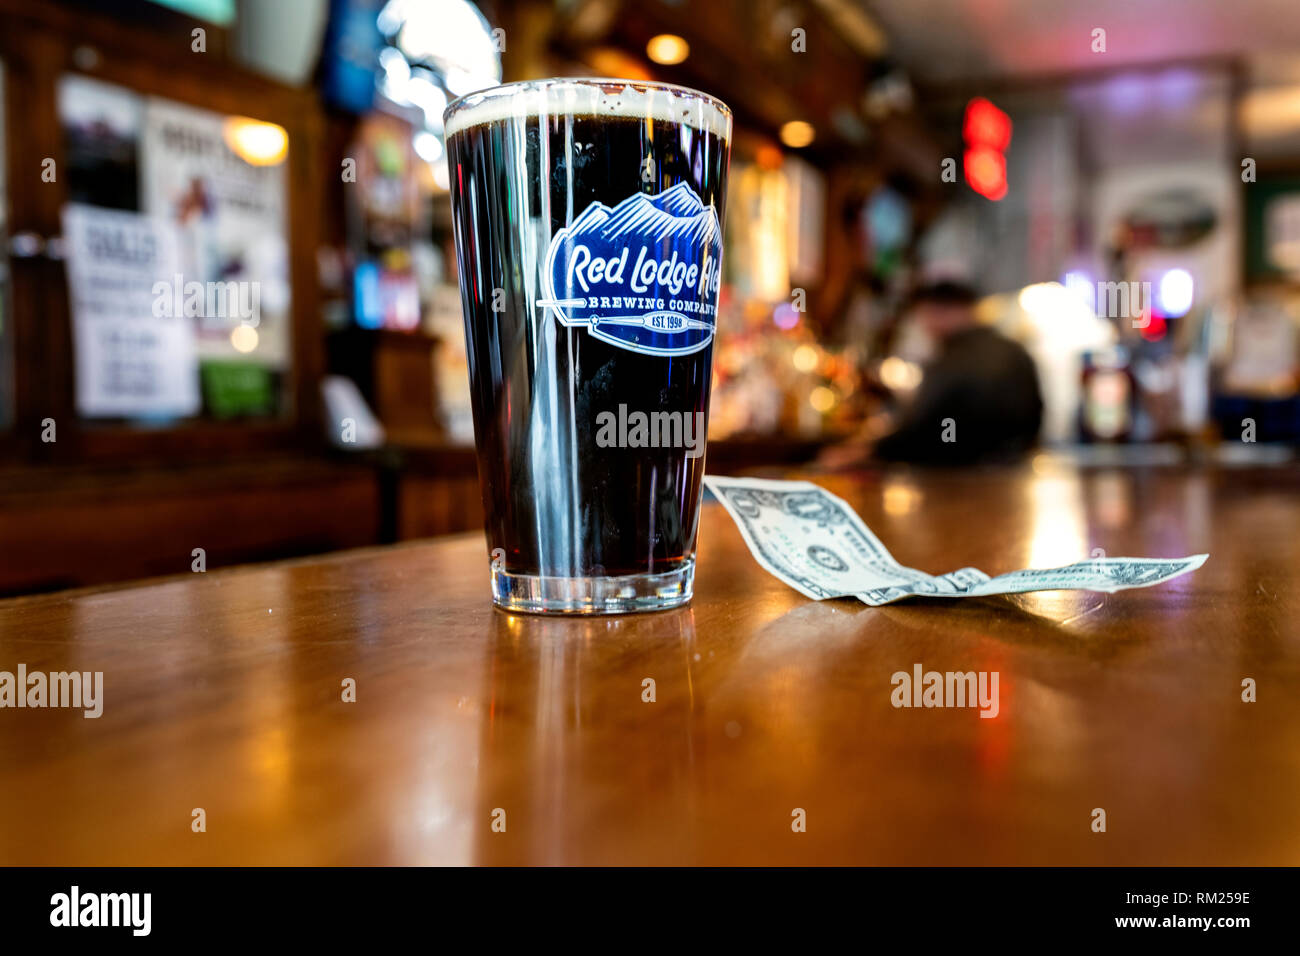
(2, 461), (1298, 864)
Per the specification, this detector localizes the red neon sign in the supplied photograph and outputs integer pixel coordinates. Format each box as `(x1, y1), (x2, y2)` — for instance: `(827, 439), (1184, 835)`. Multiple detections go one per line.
(963, 97), (1012, 201)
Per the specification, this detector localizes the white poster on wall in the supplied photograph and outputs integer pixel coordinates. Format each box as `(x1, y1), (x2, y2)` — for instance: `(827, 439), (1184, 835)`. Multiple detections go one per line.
(140, 97), (291, 366)
(62, 203), (199, 419)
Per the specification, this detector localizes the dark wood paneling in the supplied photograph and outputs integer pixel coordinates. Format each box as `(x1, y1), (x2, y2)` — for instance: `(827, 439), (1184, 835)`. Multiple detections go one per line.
(397, 472), (484, 540)
(0, 458), (381, 594)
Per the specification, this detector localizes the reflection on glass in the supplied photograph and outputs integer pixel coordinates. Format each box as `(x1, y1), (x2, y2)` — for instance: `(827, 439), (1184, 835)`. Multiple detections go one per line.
(472, 608), (700, 863)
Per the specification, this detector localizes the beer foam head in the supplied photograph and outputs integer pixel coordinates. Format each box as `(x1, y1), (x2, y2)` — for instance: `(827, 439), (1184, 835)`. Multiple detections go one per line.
(445, 78), (732, 142)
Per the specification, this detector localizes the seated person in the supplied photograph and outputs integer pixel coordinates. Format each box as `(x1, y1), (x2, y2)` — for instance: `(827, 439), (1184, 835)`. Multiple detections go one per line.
(827, 281), (1043, 467)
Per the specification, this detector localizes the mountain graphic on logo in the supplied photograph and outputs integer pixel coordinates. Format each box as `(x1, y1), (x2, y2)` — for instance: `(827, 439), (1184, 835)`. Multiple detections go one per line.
(539, 181), (722, 357)
(564, 181), (719, 246)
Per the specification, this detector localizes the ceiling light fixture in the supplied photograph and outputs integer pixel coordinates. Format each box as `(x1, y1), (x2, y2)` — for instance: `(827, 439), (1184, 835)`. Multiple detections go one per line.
(646, 34), (690, 65)
(779, 120), (815, 148)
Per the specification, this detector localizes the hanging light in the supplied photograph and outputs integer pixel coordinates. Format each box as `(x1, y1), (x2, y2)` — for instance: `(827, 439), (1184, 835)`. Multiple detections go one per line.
(230, 324), (259, 353)
(780, 121), (815, 148)
(646, 34), (690, 65)
(223, 117), (288, 166)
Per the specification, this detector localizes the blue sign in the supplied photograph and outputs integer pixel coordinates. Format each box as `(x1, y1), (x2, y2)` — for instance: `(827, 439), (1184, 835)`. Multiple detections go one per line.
(538, 182), (722, 357)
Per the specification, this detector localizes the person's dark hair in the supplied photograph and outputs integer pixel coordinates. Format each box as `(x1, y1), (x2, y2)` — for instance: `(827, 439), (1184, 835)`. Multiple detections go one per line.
(910, 280), (978, 308)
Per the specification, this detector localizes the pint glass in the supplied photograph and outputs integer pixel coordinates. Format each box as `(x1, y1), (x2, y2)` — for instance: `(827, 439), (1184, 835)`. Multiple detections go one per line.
(444, 79), (732, 613)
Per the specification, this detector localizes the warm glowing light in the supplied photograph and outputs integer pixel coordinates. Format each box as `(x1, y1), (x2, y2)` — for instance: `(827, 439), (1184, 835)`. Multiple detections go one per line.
(735, 165), (791, 299)
(809, 386), (836, 412)
(1020, 281), (1090, 326)
(223, 118), (288, 167)
(1157, 268), (1194, 317)
(646, 34), (689, 65)
(792, 344), (819, 372)
(1019, 282), (1065, 316)
(1031, 453), (1056, 476)
(1018, 282), (1115, 353)
(882, 479), (922, 517)
(780, 121), (815, 148)
(1240, 85), (1300, 139)
(230, 324), (259, 353)
(1028, 480), (1086, 566)
(1023, 474), (1089, 617)
(755, 144), (784, 169)
(879, 356), (922, 390)
(587, 47), (653, 81)
(1270, 238), (1300, 271)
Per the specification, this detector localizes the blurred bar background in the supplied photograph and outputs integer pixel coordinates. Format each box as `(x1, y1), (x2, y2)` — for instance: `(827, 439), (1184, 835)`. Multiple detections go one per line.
(2, 0), (1299, 593)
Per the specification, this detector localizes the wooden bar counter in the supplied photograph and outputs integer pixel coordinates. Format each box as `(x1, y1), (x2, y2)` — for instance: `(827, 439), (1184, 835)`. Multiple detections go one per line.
(2, 460), (1298, 865)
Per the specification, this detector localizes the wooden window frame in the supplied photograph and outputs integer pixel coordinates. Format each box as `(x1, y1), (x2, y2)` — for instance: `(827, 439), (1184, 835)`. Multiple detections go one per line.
(0, 0), (325, 465)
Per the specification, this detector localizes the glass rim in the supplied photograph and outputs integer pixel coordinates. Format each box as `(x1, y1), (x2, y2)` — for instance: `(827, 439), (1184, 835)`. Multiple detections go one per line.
(443, 76), (733, 137)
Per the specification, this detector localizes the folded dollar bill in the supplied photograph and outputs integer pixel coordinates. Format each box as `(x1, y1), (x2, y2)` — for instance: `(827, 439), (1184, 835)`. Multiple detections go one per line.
(703, 475), (1207, 607)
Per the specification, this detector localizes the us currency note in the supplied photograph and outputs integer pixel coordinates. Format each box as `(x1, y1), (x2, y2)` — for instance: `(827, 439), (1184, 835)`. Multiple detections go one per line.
(701, 475), (937, 599)
(703, 476), (1208, 607)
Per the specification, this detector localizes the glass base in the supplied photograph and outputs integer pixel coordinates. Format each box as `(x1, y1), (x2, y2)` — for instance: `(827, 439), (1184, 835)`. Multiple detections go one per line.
(491, 559), (694, 615)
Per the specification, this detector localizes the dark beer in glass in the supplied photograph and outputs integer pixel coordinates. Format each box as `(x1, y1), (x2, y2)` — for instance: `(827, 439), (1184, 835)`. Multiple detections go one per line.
(444, 79), (731, 613)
